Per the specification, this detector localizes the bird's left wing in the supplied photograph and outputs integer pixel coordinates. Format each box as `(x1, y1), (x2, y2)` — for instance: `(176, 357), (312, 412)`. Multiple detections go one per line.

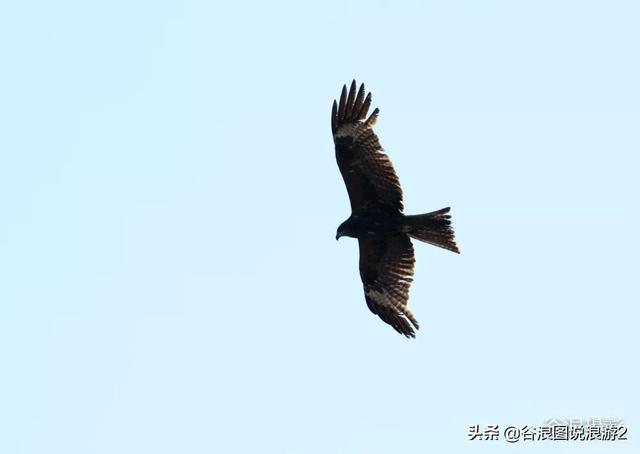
(331, 80), (403, 215)
(358, 234), (419, 337)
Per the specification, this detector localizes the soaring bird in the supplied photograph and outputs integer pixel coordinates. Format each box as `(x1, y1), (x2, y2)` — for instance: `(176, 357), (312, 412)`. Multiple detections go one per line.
(332, 80), (459, 338)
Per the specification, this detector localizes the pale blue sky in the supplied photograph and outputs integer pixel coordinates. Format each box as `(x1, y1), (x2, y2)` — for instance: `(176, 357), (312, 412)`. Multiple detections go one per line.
(1, 1), (639, 453)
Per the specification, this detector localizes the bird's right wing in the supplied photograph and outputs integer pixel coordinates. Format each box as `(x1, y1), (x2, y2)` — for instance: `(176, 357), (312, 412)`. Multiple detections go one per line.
(358, 234), (419, 337)
(331, 81), (403, 215)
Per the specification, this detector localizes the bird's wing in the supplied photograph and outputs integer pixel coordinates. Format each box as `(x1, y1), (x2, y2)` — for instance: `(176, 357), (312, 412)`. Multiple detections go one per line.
(332, 80), (403, 215)
(358, 234), (418, 337)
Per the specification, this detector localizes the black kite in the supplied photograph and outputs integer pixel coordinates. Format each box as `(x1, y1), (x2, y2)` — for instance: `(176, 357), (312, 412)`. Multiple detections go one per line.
(332, 80), (459, 338)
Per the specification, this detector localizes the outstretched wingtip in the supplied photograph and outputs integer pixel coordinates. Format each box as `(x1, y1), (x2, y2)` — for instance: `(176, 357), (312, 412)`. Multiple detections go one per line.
(352, 83), (366, 119)
(391, 310), (419, 338)
(338, 85), (348, 120)
(331, 99), (338, 134)
(360, 92), (372, 118)
(332, 81), (378, 134)
(364, 107), (379, 128)
(345, 80), (357, 118)
(399, 318), (419, 338)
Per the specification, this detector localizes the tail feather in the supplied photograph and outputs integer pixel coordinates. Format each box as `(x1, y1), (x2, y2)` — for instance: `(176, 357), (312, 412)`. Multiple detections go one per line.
(404, 207), (460, 253)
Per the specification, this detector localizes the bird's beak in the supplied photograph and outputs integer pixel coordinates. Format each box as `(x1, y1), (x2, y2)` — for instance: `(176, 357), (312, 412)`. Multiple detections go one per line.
(336, 232), (341, 241)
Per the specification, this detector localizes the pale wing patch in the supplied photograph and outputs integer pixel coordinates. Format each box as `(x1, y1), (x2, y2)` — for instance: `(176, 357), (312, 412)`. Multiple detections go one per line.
(334, 122), (359, 139)
(364, 286), (418, 328)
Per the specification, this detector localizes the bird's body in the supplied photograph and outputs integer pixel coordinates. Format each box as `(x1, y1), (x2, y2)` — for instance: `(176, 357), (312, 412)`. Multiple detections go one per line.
(337, 213), (404, 238)
(332, 81), (459, 338)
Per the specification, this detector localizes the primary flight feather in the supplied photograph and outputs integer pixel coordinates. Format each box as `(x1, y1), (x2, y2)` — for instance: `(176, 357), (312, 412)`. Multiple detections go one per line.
(332, 80), (459, 338)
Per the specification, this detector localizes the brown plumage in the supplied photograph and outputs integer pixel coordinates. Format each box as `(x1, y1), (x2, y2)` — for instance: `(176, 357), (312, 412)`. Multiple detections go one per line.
(332, 80), (459, 338)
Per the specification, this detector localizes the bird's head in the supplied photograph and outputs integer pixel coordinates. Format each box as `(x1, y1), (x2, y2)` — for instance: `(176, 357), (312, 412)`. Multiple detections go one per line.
(336, 219), (352, 241)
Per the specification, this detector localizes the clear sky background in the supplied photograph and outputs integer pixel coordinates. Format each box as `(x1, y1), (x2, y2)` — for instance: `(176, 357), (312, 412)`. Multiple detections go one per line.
(1, 1), (639, 453)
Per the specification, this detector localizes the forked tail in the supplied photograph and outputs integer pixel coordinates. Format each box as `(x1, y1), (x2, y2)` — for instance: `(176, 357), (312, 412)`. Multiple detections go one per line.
(404, 207), (460, 253)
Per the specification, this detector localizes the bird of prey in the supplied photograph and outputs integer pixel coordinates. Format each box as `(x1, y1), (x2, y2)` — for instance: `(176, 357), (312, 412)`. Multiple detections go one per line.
(332, 80), (459, 338)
